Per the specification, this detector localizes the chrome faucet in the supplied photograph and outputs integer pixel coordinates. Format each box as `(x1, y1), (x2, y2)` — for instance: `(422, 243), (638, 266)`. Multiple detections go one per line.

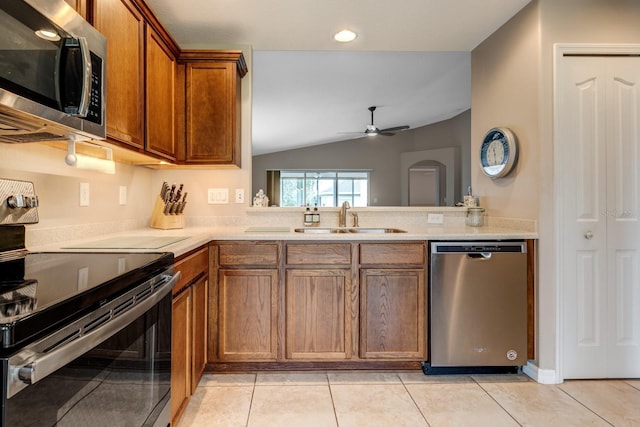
(339, 201), (350, 227)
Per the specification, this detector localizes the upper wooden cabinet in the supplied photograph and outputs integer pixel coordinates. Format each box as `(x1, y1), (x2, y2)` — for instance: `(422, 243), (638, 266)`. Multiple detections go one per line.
(89, 1), (246, 165)
(64, 0), (87, 17)
(91, 0), (145, 149)
(90, 0), (179, 161)
(145, 26), (176, 161)
(178, 51), (247, 166)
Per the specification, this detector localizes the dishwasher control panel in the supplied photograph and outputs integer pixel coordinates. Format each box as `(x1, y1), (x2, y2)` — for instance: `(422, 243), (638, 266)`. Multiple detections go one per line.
(431, 241), (526, 254)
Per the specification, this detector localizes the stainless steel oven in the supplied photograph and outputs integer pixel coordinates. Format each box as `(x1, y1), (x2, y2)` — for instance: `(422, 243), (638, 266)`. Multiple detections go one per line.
(0, 179), (178, 427)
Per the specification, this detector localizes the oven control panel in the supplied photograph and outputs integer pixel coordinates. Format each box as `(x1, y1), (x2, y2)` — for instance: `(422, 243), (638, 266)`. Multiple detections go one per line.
(0, 178), (39, 225)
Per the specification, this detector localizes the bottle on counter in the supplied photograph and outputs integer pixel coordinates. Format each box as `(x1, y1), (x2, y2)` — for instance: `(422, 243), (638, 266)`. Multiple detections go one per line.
(466, 207), (485, 227)
(304, 206), (313, 226)
(312, 205), (320, 224)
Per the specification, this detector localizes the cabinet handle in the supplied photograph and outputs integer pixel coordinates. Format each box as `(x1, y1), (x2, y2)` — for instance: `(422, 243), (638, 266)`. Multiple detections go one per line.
(584, 231), (594, 240)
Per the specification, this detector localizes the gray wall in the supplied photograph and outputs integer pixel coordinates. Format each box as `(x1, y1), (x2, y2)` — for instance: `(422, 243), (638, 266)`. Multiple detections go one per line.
(252, 109), (470, 206)
(471, 0), (640, 377)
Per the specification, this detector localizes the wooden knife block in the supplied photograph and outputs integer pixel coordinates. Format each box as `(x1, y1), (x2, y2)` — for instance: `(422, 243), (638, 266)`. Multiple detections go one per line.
(150, 196), (185, 230)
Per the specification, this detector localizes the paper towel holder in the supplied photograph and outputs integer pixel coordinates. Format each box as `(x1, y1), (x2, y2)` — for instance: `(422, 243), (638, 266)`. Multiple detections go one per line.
(65, 139), (115, 174)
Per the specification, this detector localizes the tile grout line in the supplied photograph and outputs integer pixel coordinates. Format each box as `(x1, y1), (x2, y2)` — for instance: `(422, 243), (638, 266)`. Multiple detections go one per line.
(556, 384), (615, 427)
(244, 374), (258, 427)
(326, 372), (341, 427)
(474, 380), (524, 426)
(625, 379), (640, 392)
(399, 374), (432, 427)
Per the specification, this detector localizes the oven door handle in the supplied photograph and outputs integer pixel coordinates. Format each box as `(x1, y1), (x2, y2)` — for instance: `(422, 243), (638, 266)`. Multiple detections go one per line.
(8, 270), (180, 398)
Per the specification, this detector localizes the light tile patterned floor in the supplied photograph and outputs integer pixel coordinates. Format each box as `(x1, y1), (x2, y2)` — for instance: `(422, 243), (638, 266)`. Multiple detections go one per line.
(177, 371), (640, 427)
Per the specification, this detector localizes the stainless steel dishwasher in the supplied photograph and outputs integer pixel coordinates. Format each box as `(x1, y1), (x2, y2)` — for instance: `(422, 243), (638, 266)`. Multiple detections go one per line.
(424, 241), (527, 374)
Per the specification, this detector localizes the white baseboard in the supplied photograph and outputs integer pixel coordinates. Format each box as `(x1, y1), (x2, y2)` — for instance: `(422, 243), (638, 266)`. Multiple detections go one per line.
(523, 361), (562, 384)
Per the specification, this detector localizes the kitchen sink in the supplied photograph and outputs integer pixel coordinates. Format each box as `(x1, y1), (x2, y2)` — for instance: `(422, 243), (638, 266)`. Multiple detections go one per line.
(347, 228), (407, 233)
(293, 228), (348, 233)
(294, 227), (406, 234)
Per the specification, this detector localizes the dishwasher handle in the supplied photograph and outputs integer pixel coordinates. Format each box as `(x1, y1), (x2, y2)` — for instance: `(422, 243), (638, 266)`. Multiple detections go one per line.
(467, 252), (492, 260)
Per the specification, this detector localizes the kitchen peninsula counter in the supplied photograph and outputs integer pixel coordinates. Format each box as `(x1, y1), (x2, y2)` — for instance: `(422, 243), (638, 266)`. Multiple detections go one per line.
(28, 222), (537, 258)
(26, 205), (536, 258)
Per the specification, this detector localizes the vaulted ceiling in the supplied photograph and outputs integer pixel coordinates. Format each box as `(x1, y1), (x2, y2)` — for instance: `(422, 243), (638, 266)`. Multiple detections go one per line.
(146, 0), (532, 154)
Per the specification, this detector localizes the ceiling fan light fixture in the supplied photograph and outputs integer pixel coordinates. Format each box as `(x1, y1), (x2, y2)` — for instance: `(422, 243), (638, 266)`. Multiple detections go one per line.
(334, 29), (357, 43)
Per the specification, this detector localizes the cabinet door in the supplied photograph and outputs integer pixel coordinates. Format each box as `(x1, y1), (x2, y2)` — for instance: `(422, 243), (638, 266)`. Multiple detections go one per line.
(64, 0), (86, 16)
(285, 269), (351, 360)
(92, 0), (145, 148)
(191, 275), (207, 393)
(145, 26), (176, 160)
(185, 62), (240, 165)
(360, 269), (426, 359)
(218, 269), (278, 360)
(171, 288), (191, 424)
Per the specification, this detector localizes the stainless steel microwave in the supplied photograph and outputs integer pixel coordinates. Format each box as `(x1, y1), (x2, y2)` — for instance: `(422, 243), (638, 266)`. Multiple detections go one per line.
(0, 0), (106, 143)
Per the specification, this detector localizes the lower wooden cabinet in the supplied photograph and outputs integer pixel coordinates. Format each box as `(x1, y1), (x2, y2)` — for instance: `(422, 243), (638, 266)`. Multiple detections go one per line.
(218, 269), (278, 360)
(191, 274), (207, 393)
(285, 269), (351, 360)
(171, 247), (209, 425)
(360, 268), (426, 359)
(171, 286), (190, 422)
(210, 241), (427, 367)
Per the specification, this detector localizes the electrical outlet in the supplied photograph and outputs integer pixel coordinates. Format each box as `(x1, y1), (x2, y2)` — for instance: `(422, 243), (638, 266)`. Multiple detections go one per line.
(119, 186), (127, 205)
(208, 188), (228, 204)
(235, 188), (244, 204)
(427, 213), (444, 224)
(79, 182), (90, 207)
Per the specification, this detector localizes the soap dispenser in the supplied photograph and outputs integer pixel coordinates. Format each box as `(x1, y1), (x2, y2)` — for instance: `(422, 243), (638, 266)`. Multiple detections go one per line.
(312, 205), (320, 224)
(303, 206), (313, 226)
(464, 186), (478, 207)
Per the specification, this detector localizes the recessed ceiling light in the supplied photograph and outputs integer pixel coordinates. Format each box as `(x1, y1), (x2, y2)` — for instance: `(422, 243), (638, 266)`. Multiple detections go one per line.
(334, 30), (357, 43)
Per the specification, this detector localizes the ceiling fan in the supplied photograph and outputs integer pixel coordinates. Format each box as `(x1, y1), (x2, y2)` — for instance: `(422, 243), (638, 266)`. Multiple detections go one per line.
(339, 106), (410, 137)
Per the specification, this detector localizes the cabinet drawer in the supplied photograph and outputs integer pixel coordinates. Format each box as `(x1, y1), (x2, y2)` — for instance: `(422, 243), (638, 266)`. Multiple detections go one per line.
(218, 243), (278, 266)
(359, 243), (425, 265)
(286, 243), (351, 265)
(173, 247), (208, 295)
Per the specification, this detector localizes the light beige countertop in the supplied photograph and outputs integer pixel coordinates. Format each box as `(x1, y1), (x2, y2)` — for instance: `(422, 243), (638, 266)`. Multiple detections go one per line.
(25, 207), (536, 258)
(29, 223), (537, 259)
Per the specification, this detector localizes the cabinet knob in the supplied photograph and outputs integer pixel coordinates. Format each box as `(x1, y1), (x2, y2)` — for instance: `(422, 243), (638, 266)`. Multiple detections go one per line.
(584, 231), (594, 240)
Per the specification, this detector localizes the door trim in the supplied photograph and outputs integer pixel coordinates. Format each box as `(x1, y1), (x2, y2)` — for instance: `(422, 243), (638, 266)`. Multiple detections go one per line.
(553, 43), (640, 382)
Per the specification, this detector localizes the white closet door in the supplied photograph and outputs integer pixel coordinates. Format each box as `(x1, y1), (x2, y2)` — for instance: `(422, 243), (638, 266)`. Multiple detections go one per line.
(558, 53), (640, 379)
(604, 58), (640, 377)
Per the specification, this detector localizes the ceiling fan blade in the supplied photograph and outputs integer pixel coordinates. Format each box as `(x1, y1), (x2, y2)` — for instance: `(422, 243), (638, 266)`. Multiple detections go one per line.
(380, 125), (410, 133)
(379, 132), (396, 136)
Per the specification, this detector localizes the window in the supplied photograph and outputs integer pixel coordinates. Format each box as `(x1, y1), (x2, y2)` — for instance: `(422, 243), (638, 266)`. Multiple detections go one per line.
(277, 170), (369, 207)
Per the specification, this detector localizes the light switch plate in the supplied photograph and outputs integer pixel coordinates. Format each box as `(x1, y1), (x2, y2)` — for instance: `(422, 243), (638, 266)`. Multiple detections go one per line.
(119, 186), (127, 205)
(208, 188), (229, 204)
(79, 182), (90, 207)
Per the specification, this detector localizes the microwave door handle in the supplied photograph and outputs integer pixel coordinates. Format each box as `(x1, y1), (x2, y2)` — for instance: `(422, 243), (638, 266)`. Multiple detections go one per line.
(75, 36), (92, 118)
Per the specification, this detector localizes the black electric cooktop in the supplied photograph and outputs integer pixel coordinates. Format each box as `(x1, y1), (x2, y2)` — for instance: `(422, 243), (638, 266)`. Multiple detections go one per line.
(0, 251), (173, 351)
